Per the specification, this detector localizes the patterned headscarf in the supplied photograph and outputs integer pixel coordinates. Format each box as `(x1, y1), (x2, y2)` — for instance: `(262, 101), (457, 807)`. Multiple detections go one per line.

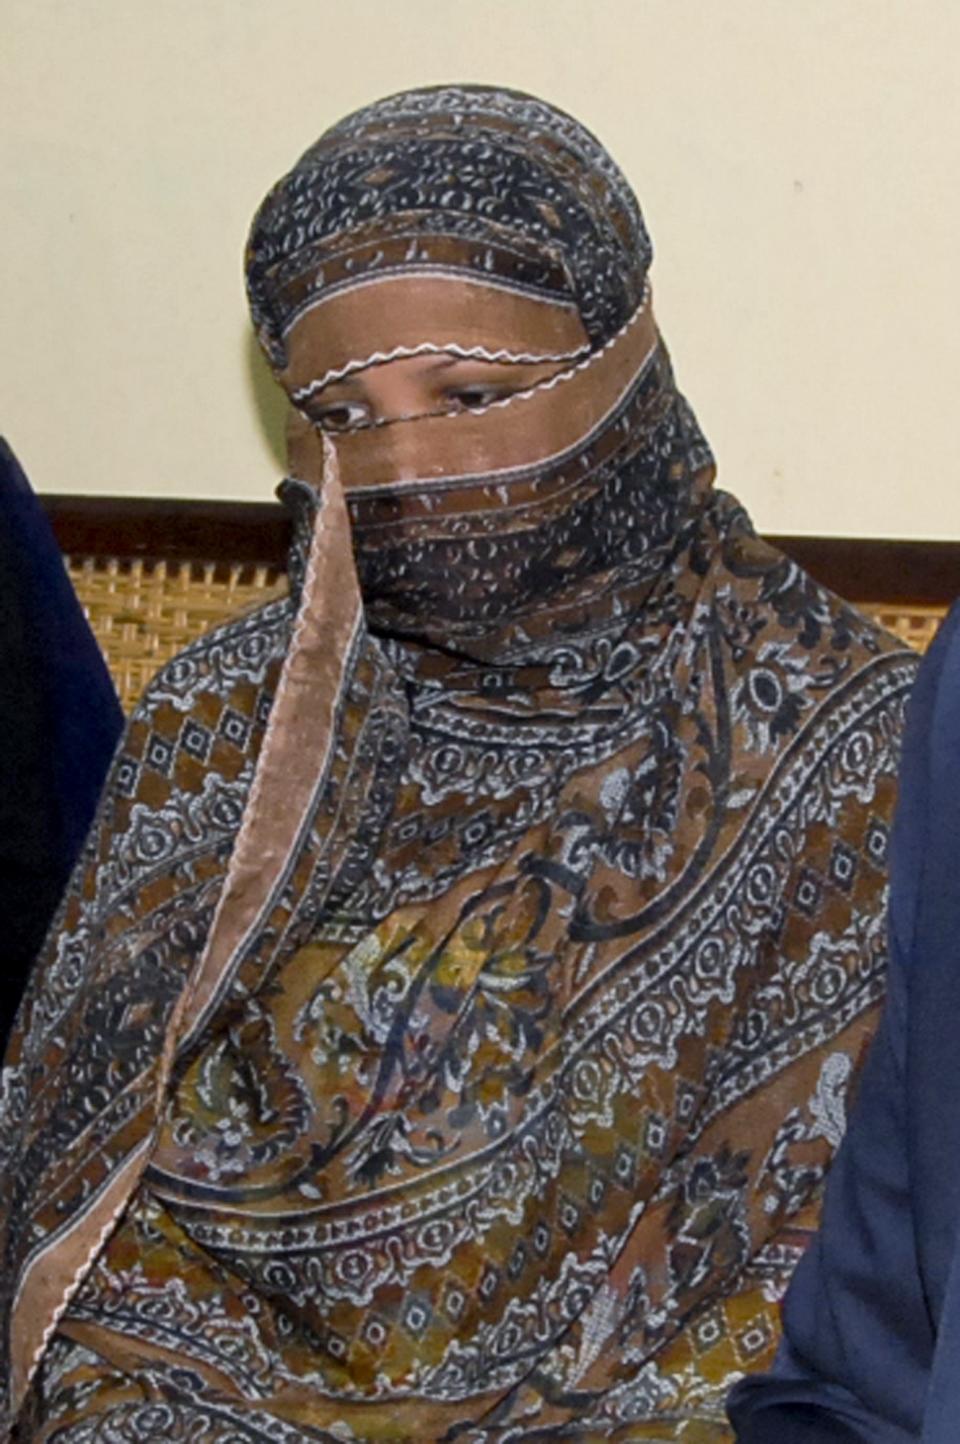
(0, 86), (914, 1442)
(246, 85), (651, 364)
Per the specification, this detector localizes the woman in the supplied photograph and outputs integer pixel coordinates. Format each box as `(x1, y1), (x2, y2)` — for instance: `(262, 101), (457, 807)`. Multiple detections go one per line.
(728, 605), (960, 1443)
(0, 86), (915, 1441)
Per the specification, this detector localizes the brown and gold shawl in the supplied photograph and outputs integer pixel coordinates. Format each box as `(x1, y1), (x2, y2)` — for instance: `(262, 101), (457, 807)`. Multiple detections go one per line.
(0, 87), (916, 1442)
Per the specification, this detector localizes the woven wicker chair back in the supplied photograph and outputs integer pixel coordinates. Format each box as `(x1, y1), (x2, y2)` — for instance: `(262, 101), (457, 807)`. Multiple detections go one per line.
(64, 555), (946, 712)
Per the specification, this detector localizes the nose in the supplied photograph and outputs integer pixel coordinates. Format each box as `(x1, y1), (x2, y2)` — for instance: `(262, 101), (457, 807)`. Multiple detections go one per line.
(335, 412), (450, 488)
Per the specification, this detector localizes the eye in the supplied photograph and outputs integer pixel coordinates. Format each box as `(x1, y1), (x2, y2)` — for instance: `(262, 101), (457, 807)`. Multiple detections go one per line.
(445, 384), (516, 412)
(306, 401), (371, 433)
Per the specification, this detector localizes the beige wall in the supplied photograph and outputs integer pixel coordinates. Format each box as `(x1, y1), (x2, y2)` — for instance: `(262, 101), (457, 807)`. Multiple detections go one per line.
(3, 0), (958, 538)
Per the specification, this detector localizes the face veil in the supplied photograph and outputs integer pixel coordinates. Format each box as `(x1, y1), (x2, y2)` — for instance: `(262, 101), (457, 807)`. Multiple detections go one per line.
(0, 84), (915, 1443)
(246, 84), (716, 656)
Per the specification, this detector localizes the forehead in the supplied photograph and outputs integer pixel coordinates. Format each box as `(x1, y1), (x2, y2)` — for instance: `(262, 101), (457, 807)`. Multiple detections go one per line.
(279, 275), (591, 398)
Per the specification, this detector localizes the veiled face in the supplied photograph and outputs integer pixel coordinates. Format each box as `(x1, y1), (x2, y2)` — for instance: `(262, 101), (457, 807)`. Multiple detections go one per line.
(279, 279), (589, 492)
(279, 276), (589, 439)
(290, 353), (570, 434)
(248, 88), (709, 649)
(278, 285), (681, 648)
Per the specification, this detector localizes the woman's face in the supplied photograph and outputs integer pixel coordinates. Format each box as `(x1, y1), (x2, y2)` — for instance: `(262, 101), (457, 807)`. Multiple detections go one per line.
(296, 353), (568, 433)
(278, 278), (590, 440)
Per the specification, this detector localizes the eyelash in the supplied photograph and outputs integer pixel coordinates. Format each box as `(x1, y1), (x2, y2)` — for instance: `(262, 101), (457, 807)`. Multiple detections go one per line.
(308, 402), (369, 433)
(447, 384), (511, 410)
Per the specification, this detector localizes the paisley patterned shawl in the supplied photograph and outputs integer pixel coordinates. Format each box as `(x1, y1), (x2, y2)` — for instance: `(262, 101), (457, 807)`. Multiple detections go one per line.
(0, 87), (917, 1441)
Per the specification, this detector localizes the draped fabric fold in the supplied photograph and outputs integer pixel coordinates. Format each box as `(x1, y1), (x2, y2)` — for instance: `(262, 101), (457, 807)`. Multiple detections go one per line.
(0, 86), (915, 1442)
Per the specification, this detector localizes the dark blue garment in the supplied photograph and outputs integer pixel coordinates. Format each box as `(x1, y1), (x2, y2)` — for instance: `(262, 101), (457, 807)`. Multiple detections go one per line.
(0, 439), (123, 1044)
(728, 602), (960, 1442)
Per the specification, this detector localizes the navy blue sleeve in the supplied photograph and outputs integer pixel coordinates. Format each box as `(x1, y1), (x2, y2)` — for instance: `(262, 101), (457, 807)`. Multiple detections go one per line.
(0, 439), (124, 1044)
(728, 605), (960, 1442)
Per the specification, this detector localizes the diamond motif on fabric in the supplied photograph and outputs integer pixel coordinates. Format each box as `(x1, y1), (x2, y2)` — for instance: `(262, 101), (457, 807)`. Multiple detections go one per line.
(114, 753), (141, 798)
(144, 732), (175, 777)
(828, 839), (858, 893)
(864, 815), (890, 869)
(325, 1331), (348, 1360)
(674, 1083), (699, 1127)
(392, 813), (423, 845)
(734, 1311), (776, 1364)
(180, 719), (214, 764)
(442, 1282), (467, 1322)
(218, 707), (252, 751)
(401, 1294), (433, 1337)
(507, 1240), (527, 1280)
(559, 1195), (582, 1236)
(458, 808), (495, 852)
(793, 866), (823, 918)
(361, 1315), (390, 1350)
(478, 1263), (501, 1302)
(691, 1306), (725, 1357)
(644, 1113), (668, 1157)
(588, 1172), (607, 1208)
(613, 1143), (638, 1188)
